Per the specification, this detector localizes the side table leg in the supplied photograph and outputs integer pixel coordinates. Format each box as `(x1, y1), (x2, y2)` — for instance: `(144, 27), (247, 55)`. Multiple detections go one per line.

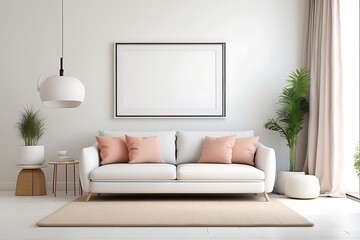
(73, 164), (76, 196)
(54, 165), (58, 197)
(79, 178), (82, 195)
(52, 166), (55, 194)
(65, 165), (68, 194)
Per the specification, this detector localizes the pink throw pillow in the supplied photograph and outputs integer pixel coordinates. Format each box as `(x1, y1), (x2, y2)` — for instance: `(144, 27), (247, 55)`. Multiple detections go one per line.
(231, 136), (260, 166)
(125, 135), (164, 163)
(198, 135), (236, 164)
(95, 136), (129, 165)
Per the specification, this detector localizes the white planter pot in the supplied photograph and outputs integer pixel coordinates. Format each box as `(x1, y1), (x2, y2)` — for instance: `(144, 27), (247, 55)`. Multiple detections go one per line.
(275, 170), (305, 195)
(19, 146), (45, 165)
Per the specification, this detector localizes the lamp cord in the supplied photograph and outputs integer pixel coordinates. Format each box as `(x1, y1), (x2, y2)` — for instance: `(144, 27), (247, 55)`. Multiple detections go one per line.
(59, 0), (64, 76)
(61, 0), (63, 59)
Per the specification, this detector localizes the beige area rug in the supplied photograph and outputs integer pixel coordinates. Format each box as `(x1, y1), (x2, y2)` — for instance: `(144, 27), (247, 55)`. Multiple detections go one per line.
(37, 195), (313, 227)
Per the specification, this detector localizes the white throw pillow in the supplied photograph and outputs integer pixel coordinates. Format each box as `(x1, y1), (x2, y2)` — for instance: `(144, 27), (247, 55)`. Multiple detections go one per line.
(176, 130), (254, 165)
(98, 130), (176, 164)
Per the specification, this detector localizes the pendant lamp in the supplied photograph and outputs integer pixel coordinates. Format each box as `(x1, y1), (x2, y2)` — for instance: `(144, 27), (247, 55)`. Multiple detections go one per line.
(38, 0), (85, 108)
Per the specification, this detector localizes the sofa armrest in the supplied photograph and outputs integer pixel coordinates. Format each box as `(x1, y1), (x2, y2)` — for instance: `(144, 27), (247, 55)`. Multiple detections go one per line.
(79, 145), (100, 192)
(255, 143), (276, 193)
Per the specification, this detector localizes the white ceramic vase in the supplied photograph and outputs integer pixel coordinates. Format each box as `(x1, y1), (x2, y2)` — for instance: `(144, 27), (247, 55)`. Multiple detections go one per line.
(275, 170), (305, 195)
(19, 146), (45, 165)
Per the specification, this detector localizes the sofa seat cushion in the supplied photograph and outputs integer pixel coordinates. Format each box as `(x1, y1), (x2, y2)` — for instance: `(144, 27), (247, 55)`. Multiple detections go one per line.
(90, 163), (176, 181)
(177, 163), (265, 181)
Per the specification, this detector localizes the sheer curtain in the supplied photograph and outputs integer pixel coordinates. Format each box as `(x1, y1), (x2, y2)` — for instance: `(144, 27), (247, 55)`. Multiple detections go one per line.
(340, 0), (359, 194)
(303, 0), (345, 197)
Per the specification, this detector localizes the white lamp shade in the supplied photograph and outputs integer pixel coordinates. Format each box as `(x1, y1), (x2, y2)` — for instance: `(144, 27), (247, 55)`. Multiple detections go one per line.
(38, 75), (85, 108)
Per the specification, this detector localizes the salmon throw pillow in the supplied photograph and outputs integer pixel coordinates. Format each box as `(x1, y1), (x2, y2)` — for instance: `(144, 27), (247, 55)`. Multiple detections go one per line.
(125, 135), (164, 163)
(95, 135), (129, 165)
(231, 136), (260, 165)
(198, 135), (236, 164)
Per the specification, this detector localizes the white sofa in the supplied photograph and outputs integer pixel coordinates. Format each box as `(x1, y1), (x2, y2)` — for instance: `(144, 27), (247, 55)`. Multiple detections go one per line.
(79, 130), (276, 201)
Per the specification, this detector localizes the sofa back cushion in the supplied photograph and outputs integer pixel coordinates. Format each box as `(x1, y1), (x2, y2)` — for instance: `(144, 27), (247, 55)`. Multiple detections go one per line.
(176, 130), (254, 165)
(99, 130), (176, 164)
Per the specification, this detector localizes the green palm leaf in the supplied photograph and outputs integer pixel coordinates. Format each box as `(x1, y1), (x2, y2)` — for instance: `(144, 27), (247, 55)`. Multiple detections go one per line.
(264, 68), (310, 171)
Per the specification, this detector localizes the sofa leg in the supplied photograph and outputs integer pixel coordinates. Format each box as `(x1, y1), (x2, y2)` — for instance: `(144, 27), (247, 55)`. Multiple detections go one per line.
(263, 192), (270, 202)
(85, 191), (92, 202)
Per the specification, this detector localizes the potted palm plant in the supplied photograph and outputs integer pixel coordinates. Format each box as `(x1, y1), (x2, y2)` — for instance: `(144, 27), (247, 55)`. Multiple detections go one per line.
(17, 106), (46, 165)
(264, 68), (310, 194)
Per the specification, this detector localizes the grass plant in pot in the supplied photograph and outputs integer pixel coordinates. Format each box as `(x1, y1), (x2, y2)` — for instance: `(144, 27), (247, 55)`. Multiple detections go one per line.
(264, 68), (310, 194)
(17, 106), (46, 165)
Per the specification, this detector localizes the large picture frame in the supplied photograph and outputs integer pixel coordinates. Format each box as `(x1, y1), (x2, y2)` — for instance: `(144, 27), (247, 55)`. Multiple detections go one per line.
(114, 42), (226, 118)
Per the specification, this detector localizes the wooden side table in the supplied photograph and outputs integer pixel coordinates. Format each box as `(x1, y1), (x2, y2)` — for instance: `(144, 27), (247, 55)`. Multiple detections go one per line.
(48, 160), (82, 197)
(15, 165), (46, 196)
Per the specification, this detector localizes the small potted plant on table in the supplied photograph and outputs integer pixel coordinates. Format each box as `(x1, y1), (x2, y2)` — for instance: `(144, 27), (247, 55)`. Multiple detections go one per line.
(17, 106), (46, 165)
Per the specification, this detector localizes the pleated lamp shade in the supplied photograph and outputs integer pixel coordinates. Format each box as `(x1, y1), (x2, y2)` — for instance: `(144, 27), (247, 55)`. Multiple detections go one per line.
(37, 75), (85, 108)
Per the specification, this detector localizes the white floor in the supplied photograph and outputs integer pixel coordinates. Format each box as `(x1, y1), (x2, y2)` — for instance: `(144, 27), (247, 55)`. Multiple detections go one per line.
(0, 191), (359, 240)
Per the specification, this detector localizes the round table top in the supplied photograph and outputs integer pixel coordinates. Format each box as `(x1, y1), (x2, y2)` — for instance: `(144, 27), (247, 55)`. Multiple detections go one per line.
(16, 164), (47, 169)
(48, 160), (79, 165)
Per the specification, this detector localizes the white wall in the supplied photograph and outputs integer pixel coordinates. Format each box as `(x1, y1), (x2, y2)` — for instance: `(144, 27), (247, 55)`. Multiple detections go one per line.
(0, 0), (307, 189)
